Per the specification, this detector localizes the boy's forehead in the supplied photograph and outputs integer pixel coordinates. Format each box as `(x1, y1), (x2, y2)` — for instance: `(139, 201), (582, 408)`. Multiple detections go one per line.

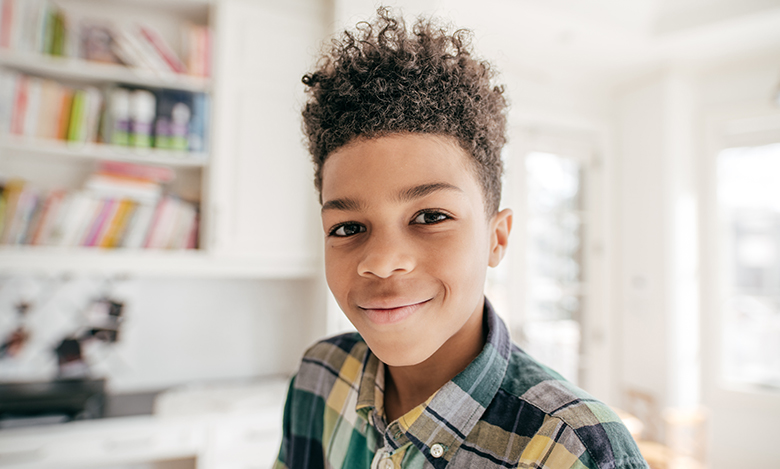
(322, 134), (475, 187)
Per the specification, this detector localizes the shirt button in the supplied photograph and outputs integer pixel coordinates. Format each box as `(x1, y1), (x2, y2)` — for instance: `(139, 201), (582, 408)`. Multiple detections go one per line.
(430, 443), (445, 458)
(380, 459), (395, 469)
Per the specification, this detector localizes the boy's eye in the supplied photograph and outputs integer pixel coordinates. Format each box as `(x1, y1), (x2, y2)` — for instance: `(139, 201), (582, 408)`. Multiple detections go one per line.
(331, 223), (366, 237)
(412, 211), (449, 225)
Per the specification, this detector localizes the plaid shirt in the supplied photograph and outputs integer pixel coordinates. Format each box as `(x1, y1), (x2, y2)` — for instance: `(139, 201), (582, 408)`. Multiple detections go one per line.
(274, 299), (648, 469)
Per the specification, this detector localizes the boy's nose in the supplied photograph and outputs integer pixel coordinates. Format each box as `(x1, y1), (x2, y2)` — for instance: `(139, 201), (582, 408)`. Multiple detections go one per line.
(357, 231), (415, 279)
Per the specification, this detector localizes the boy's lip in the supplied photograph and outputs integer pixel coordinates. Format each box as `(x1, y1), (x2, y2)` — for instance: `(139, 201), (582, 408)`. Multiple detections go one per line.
(358, 298), (432, 325)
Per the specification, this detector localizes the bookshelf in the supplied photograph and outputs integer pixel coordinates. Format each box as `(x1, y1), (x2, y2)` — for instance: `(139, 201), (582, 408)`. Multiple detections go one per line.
(0, 135), (208, 167)
(0, 50), (211, 92)
(0, 0), (322, 278)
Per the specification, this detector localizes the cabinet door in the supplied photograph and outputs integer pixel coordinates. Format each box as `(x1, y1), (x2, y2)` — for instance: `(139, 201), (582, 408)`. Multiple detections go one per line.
(209, 0), (324, 266)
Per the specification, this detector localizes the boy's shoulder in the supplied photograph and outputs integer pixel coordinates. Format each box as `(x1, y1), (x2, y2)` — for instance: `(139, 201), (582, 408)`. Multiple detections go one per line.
(302, 331), (367, 366)
(492, 345), (647, 468)
(292, 332), (368, 398)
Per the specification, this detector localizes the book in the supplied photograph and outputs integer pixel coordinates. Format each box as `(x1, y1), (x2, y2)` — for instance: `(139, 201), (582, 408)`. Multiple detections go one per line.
(22, 76), (42, 137)
(84, 173), (162, 204)
(143, 196), (176, 249)
(188, 92), (209, 153)
(0, 0), (15, 49)
(0, 70), (18, 134)
(66, 86), (101, 143)
(6, 184), (38, 244)
(82, 198), (116, 247)
(56, 87), (74, 140)
(18, 188), (43, 244)
(112, 24), (173, 74)
(121, 200), (156, 249)
(184, 23), (210, 77)
(28, 188), (66, 245)
(64, 193), (101, 246)
(10, 74), (28, 135)
(36, 79), (64, 140)
(168, 200), (196, 249)
(139, 24), (186, 74)
(83, 86), (102, 143)
(0, 179), (24, 244)
(80, 20), (121, 64)
(99, 198), (135, 248)
(97, 160), (175, 183)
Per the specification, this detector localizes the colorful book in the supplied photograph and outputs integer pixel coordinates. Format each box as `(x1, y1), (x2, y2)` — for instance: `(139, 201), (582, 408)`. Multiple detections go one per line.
(83, 198), (117, 247)
(143, 196), (179, 249)
(28, 189), (66, 245)
(56, 88), (74, 139)
(0, 179), (24, 244)
(0, 0), (15, 49)
(66, 88), (86, 141)
(10, 74), (28, 135)
(68, 194), (102, 246)
(85, 173), (162, 204)
(22, 76), (42, 137)
(36, 79), (64, 140)
(97, 160), (175, 183)
(139, 24), (186, 73)
(99, 198), (135, 248)
(0, 70), (18, 134)
(121, 200), (156, 249)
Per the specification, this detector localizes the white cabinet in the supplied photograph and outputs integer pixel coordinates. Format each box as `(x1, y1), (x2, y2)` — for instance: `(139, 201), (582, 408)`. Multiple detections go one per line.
(0, 416), (206, 468)
(0, 0), (325, 278)
(208, 0), (324, 267)
(0, 378), (290, 469)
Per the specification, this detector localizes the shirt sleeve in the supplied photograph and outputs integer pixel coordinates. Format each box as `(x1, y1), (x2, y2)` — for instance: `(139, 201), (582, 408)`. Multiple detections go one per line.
(273, 375), (296, 469)
(515, 415), (649, 469)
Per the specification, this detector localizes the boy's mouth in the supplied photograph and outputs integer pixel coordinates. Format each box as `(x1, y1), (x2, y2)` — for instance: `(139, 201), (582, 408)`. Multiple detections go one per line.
(357, 298), (432, 325)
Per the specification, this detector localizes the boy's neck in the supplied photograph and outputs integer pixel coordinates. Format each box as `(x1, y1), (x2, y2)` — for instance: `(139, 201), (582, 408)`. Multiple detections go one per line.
(383, 302), (487, 423)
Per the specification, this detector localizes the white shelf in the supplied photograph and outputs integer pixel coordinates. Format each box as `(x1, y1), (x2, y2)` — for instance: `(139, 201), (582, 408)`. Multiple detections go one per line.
(0, 50), (211, 92)
(0, 246), (318, 279)
(0, 136), (208, 167)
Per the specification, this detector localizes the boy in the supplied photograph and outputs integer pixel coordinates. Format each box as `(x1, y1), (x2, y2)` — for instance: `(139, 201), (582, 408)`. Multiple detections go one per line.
(275, 8), (648, 469)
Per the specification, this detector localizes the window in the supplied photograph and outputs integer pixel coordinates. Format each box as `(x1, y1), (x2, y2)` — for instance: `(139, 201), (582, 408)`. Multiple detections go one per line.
(486, 133), (599, 387)
(717, 142), (780, 390)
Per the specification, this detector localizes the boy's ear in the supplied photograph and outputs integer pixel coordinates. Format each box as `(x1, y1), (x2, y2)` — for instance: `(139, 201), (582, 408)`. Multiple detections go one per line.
(488, 208), (513, 267)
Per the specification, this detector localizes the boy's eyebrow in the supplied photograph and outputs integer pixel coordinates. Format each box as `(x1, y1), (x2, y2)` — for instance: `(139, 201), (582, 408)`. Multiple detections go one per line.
(396, 182), (463, 202)
(321, 182), (462, 213)
(321, 197), (364, 212)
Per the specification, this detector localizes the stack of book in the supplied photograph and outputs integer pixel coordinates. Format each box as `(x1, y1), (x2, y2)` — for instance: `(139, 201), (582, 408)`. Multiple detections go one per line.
(0, 0), (210, 77)
(0, 161), (199, 250)
(0, 70), (102, 143)
(0, 69), (209, 153)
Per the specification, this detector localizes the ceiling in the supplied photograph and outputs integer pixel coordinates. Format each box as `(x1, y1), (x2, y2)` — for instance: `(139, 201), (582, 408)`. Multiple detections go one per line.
(356, 0), (780, 88)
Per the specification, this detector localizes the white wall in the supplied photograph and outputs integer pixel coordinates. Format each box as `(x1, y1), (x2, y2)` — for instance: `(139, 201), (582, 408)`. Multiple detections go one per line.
(0, 275), (320, 393)
(614, 48), (780, 465)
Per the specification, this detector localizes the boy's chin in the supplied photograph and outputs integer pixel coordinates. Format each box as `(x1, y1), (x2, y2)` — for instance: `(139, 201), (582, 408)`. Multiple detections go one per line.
(366, 337), (439, 368)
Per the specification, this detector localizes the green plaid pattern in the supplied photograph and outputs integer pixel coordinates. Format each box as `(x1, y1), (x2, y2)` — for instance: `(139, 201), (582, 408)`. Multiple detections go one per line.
(274, 300), (648, 468)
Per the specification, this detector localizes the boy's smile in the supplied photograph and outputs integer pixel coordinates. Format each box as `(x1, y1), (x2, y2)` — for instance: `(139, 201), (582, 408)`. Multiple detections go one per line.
(321, 133), (511, 368)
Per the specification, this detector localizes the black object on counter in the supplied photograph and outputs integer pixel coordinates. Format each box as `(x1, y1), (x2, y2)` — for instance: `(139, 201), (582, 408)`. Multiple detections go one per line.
(0, 379), (106, 425)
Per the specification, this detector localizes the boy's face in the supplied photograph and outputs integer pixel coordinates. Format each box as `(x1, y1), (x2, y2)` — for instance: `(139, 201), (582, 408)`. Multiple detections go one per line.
(320, 134), (511, 367)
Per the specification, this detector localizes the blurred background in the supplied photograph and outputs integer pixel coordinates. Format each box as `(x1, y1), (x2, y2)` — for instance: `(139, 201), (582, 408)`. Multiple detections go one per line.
(0, 0), (779, 468)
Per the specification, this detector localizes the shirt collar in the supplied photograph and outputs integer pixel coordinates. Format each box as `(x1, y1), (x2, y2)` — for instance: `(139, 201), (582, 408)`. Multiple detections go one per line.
(355, 297), (512, 464)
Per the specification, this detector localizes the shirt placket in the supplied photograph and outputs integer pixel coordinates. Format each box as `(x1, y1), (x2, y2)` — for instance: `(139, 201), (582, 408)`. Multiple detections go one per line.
(369, 413), (413, 469)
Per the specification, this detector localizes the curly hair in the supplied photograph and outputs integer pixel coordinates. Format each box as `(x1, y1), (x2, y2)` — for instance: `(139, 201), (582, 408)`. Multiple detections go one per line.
(301, 7), (508, 215)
